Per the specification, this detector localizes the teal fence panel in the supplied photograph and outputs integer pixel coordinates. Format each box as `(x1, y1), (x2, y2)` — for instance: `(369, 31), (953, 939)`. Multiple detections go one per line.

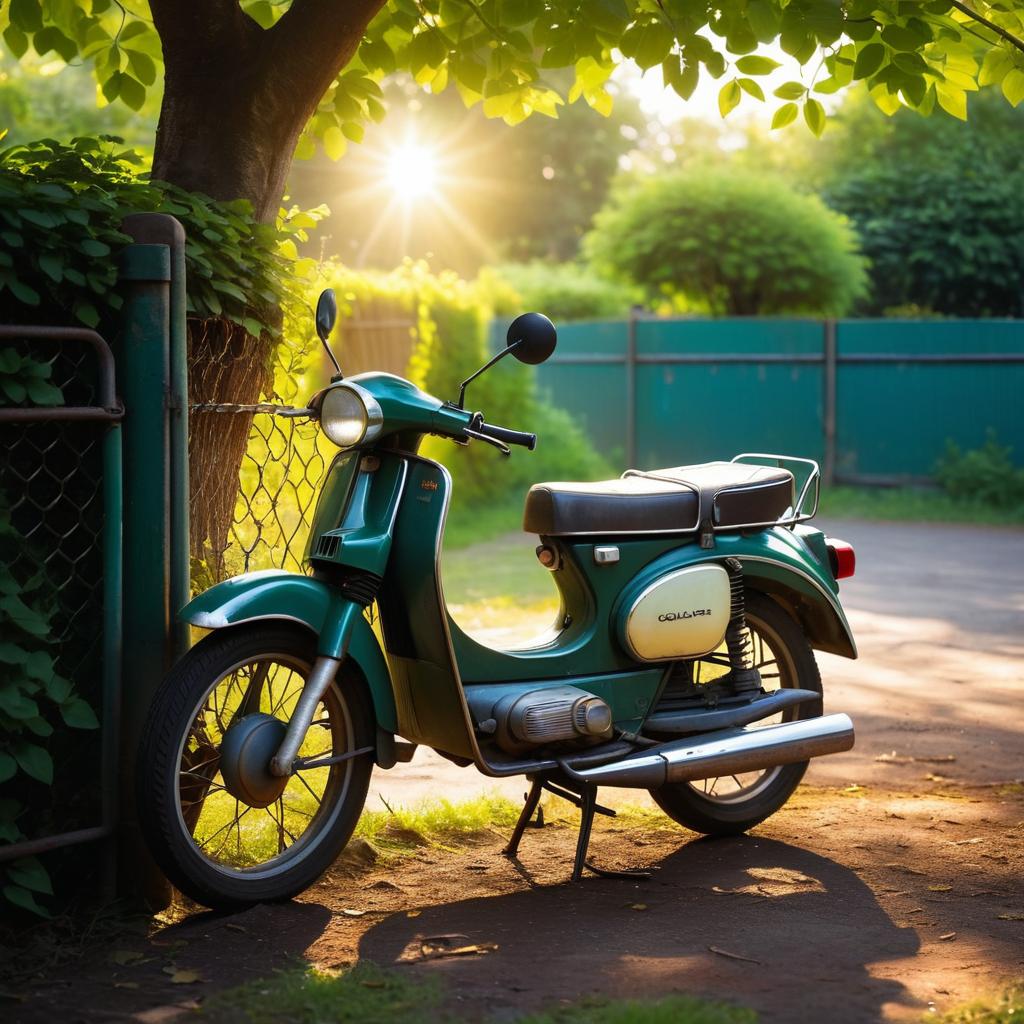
(633, 319), (825, 470)
(835, 320), (1024, 482)
(521, 315), (1024, 482)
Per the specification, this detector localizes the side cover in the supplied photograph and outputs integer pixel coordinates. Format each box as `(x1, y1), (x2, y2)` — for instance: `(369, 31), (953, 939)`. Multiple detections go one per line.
(181, 570), (398, 733)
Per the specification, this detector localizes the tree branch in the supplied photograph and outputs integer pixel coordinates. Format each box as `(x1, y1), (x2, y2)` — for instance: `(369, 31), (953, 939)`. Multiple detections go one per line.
(948, 0), (1024, 56)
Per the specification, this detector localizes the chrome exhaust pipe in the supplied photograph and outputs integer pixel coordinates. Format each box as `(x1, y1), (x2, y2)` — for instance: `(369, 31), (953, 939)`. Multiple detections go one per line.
(575, 713), (854, 789)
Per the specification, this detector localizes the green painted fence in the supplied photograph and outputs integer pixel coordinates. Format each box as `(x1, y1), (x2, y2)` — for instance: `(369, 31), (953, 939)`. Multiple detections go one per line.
(514, 315), (1024, 483)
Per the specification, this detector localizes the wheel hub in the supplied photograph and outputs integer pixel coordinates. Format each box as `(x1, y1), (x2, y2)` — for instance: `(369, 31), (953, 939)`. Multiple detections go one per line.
(219, 713), (289, 808)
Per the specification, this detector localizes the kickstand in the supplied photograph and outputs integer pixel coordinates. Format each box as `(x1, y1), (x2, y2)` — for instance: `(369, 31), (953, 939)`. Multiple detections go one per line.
(503, 776), (544, 860)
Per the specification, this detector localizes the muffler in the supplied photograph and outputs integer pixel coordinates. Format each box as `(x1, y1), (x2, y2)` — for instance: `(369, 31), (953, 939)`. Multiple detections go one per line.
(573, 713), (854, 788)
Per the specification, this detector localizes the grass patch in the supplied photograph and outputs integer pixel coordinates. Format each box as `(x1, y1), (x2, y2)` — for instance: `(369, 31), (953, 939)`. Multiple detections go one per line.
(443, 493), (526, 550)
(354, 793), (525, 854)
(520, 994), (757, 1024)
(931, 984), (1024, 1024)
(200, 961), (442, 1024)
(819, 486), (1024, 526)
(201, 963), (756, 1024)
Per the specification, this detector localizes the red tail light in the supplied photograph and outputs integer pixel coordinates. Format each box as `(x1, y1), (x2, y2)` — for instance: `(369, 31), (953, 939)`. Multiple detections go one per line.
(826, 538), (856, 580)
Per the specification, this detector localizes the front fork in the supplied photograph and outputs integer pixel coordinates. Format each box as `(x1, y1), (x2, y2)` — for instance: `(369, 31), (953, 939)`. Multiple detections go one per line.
(268, 601), (363, 777)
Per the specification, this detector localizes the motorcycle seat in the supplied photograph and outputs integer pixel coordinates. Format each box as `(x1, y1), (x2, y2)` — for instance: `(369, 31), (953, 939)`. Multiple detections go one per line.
(523, 461), (795, 538)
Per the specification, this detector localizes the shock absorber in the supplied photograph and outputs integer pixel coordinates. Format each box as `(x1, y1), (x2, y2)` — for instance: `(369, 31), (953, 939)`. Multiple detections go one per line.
(723, 557), (761, 694)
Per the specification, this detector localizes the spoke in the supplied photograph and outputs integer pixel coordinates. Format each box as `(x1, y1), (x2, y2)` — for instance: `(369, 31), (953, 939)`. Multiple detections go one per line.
(731, 775), (743, 790)
(180, 784), (227, 808)
(295, 769), (325, 806)
(200, 803), (252, 851)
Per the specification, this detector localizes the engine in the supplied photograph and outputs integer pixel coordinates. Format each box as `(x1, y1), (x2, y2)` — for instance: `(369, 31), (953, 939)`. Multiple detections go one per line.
(468, 685), (613, 754)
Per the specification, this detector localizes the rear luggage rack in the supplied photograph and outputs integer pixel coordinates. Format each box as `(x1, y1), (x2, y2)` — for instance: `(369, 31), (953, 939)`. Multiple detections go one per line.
(622, 453), (819, 544)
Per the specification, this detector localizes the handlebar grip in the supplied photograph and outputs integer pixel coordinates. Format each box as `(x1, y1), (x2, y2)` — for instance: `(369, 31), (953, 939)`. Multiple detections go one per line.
(477, 421), (537, 451)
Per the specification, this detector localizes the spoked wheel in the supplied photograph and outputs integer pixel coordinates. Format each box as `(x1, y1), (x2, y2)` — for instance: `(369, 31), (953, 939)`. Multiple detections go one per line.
(137, 623), (374, 910)
(649, 591), (822, 837)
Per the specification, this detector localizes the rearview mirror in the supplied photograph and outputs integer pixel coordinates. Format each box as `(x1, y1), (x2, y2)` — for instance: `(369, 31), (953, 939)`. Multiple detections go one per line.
(507, 312), (556, 365)
(315, 288), (338, 343)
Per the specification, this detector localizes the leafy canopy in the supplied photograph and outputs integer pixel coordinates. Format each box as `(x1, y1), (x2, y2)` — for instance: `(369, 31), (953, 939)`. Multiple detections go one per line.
(2, 0), (1024, 160)
(584, 169), (868, 316)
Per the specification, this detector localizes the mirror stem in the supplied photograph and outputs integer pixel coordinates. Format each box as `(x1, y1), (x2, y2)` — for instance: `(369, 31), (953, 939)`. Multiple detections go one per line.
(455, 339), (522, 408)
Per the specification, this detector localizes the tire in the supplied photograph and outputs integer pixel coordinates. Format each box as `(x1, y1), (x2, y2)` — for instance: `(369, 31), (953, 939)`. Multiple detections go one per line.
(136, 622), (374, 910)
(648, 591), (822, 838)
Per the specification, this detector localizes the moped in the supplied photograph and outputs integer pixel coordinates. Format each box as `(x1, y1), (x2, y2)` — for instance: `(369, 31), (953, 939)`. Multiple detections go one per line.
(138, 290), (858, 909)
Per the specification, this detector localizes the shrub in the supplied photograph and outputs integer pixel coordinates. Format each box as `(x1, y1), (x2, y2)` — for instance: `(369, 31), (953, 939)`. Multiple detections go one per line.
(936, 433), (1024, 511)
(481, 262), (639, 322)
(583, 170), (868, 316)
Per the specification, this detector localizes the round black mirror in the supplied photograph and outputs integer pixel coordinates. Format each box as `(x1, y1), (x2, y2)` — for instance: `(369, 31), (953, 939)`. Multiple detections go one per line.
(506, 312), (556, 365)
(315, 288), (338, 342)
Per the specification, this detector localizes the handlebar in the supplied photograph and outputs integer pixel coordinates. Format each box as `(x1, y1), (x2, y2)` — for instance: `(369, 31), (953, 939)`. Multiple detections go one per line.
(475, 420), (537, 451)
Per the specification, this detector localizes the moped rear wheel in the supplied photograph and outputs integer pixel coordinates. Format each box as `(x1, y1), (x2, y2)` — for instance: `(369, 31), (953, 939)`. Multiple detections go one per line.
(648, 591), (821, 837)
(136, 622), (374, 910)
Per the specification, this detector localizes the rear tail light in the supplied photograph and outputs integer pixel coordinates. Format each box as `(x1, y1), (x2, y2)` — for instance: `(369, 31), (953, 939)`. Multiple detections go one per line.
(826, 538), (856, 580)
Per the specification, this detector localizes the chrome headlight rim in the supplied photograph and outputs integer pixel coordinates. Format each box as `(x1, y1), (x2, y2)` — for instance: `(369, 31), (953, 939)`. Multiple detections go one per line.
(318, 382), (384, 448)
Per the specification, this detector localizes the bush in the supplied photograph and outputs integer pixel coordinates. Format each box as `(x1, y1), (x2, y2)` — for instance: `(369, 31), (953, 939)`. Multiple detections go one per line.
(583, 170), (868, 316)
(481, 262), (639, 322)
(936, 433), (1024, 511)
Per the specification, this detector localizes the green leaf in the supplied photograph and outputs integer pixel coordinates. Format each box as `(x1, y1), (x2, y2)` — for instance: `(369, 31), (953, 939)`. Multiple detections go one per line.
(803, 97), (825, 136)
(718, 79), (742, 117)
(75, 302), (100, 328)
(3, 23), (30, 59)
(127, 50), (157, 87)
(26, 379), (63, 405)
(854, 43), (885, 81)
(37, 252), (63, 283)
(1002, 68), (1024, 108)
(3, 884), (50, 918)
(936, 82), (967, 120)
(6, 278), (41, 306)
(0, 594), (48, 636)
(773, 81), (806, 100)
(60, 696), (99, 729)
(633, 21), (673, 71)
(979, 47), (1014, 87)
(13, 743), (52, 783)
(737, 78), (765, 101)
(735, 55), (780, 75)
(10, 0), (43, 33)
(0, 753), (15, 783)
(119, 75), (146, 111)
(322, 125), (346, 161)
(7, 857), (53, 895)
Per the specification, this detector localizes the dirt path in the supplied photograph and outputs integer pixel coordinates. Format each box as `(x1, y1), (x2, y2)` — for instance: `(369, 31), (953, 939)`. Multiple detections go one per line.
(10, 785), (1023, 1023)
(8, 519), (1022, 1022)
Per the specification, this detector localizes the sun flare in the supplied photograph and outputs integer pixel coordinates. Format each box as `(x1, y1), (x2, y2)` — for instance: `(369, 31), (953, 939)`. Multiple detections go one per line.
(385, 142), (440, 199)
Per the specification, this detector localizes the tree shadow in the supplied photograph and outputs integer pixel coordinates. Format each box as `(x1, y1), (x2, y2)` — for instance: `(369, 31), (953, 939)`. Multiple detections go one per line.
(359, 835), (921, 1023)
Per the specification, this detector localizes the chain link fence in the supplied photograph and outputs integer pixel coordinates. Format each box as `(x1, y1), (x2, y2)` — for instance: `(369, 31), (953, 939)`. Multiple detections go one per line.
(0, 326), (121, 858)
(188, 311), (416, 591)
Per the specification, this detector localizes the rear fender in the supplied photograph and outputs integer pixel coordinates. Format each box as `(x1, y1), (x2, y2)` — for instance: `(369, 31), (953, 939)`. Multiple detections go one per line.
(181, 570), (398, 733)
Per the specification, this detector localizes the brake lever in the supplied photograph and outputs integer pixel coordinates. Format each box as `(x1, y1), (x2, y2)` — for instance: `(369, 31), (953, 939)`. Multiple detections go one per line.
(463, 427), (511, 456)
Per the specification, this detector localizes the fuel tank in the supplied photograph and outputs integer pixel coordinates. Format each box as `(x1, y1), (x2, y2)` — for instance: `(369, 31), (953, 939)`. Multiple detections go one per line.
(618, 562), (731, 662)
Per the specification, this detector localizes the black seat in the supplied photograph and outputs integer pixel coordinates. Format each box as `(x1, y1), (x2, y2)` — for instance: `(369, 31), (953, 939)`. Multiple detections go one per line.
(523, 461), (795, 537)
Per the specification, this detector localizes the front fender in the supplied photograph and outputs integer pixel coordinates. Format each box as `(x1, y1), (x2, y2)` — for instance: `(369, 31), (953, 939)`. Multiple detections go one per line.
(182, 570), (398, 732)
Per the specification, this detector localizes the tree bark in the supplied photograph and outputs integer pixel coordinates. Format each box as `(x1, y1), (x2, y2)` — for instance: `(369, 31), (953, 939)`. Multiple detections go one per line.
(150, 0), (386, 220)
(147, 0), (386, 576)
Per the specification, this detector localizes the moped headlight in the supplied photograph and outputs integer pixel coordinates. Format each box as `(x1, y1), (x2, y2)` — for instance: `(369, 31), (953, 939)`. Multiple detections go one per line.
(319, 384), (383, 448)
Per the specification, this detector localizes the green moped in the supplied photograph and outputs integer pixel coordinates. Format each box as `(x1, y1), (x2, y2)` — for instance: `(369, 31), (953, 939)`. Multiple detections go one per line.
(137, 290), (858, 910)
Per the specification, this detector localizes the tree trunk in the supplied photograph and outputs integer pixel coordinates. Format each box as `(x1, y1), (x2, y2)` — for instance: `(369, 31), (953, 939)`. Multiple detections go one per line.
(147, 0), (384, 578)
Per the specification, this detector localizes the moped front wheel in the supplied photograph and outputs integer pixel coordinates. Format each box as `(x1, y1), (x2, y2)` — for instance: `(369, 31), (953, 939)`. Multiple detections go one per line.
(136, 622), (374, 910)
(648, 591), (822, 838)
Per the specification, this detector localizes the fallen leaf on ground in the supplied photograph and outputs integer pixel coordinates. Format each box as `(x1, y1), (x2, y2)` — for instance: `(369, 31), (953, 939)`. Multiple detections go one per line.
(340, 909), (366, 917)
(939, 932), (957, 941)
(928, 885), (953, 892)
(162, 967), (203, 984)
(406, 910), (421, 918)
(630, 903), (647, 911)
(996, 913), (1024, 921)
(949, 837), (983, 846)
(709, 946), (761, 965)
(110, 950), (144, 966)
(224, 923), (246, 933)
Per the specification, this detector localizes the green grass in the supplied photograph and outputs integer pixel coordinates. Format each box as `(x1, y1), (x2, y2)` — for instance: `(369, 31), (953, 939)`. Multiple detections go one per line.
(819, 486), (1024, 526)
(519, 995), (757, 1024)
(353, 793), (525, 853)
(931, 985), (1024, 1024)
(200, 962), (442, 1024)
(442, 492), (526, 549)
(201, 962), (756, 1024)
